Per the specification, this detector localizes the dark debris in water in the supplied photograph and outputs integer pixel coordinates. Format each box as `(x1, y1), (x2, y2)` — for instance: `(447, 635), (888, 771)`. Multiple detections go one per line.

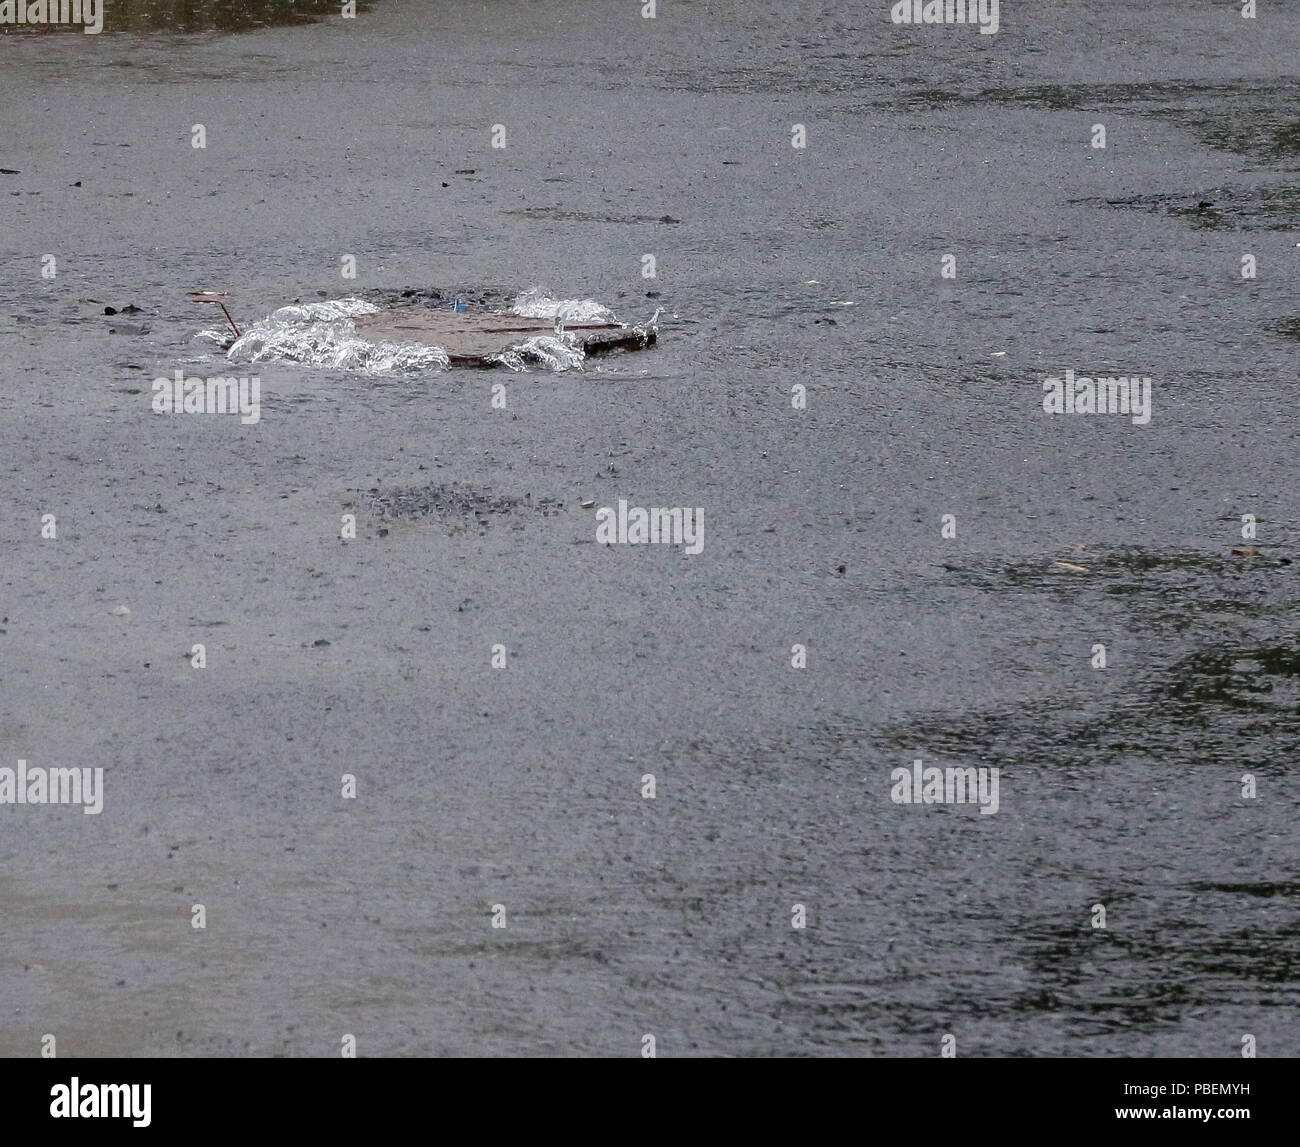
(357, 286), (517, 314)
(363, 482), (563, 531)
(1066, 185), (1300, 233)
(945, 545), (1292, 578)
(942, 545), (1292, 596)
(939, 546), (1296, 640)
(0, 0), (374, 34)
(503, 208), (679, 225)
(1189, 881), (1300, 899)
(898, 79), (1253, 113)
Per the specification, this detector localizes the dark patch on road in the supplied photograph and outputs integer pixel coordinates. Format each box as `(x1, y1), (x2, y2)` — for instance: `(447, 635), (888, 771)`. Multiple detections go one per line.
(504, 208), (680, 225)
(364, 482), (563, 531)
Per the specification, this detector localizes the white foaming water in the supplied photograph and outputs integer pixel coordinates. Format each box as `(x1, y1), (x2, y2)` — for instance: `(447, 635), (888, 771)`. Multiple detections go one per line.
(263, 298), (381, 323)
(489, 333), (587, 372)
(206, 294), (638, 374)
(223, 297), (451, 372)
(511, 288), (617, 325)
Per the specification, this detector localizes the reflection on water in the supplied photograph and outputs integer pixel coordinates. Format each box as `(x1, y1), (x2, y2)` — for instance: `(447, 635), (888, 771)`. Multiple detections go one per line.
(881, 546), (1300, 774)
(0, 0), (371, 35)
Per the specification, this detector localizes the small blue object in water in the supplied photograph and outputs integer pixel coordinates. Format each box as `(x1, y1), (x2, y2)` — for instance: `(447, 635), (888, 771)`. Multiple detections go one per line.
(453, 296), (468, 313)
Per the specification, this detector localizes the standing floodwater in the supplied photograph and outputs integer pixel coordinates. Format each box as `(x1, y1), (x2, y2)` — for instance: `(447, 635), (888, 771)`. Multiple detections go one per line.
(0, 0), (1297, 1058)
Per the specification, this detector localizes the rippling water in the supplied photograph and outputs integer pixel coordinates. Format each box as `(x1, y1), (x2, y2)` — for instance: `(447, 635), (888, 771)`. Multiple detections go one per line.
(0, 0), (1297, 1058)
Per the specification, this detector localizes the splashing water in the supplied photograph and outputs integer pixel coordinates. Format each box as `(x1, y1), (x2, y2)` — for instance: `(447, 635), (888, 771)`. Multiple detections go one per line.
(500, 290), (643, 369)
(489, 333), (587, 372)
(203, 293), (641, 374)
(222, 298), (451, 372)
(632, 307), (663, 344)
(264, 298), (381, 323)
(510, 288), (617, 326)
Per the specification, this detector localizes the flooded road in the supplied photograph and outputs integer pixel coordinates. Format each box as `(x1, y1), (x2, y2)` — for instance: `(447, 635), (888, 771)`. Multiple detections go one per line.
(1, 0), (1298, 1057)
